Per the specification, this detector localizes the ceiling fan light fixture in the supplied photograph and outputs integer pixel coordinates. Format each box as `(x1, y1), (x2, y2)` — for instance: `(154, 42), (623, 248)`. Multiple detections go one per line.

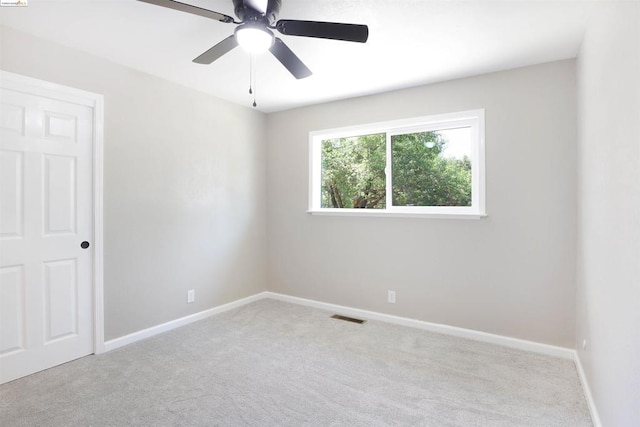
(235, 25), (274, 54)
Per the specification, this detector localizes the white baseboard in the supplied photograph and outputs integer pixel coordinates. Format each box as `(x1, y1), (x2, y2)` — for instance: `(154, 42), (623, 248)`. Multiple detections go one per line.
(264, 291), (575, 360)
(574, 352), (602, 427)
(104, 290), (573, 360)
(103, 292), (267, 352)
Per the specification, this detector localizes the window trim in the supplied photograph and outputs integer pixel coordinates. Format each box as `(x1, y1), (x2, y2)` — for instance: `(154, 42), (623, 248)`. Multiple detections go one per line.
(308, 109), (486, 218)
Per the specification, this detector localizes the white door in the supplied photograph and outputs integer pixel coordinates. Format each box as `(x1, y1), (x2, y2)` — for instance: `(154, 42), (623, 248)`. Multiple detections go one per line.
(0, 74), (98, 384)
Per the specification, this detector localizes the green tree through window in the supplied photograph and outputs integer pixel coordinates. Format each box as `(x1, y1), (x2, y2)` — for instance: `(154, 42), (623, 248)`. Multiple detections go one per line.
(392, 130), (471, 207)
(320, 130), (471, 209)
(321, 133), (386, 208)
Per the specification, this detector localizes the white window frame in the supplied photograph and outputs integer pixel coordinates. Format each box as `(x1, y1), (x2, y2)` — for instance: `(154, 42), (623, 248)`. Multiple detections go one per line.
(308, 109), (486, 219)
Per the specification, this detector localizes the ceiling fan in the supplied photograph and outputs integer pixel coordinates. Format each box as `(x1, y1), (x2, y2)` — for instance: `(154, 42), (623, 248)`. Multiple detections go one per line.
(138, 0), (369, 79)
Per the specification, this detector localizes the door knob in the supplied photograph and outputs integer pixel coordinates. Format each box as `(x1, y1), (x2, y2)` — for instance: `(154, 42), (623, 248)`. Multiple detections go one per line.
(81, 241), (90, 249)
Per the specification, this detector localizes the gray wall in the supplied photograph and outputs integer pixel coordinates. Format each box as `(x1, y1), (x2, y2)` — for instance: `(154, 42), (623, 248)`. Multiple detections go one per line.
(576, 2), (640, 425)
(267, 60), (577, 348)
(0, 27), (268, 341)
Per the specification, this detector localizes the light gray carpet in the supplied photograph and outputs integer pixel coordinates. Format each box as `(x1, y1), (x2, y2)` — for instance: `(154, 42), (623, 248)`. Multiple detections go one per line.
(0, 299), (592, 426)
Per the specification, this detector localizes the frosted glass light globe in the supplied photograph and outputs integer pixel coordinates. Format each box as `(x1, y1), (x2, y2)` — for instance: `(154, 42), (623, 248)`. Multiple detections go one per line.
(235, 26), (274, 54)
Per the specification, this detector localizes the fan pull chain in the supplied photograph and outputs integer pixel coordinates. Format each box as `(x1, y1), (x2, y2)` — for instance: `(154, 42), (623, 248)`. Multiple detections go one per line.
(247, 55), (257, 108)
(249, 54), (253, 95)
(252, 55), (257, 108)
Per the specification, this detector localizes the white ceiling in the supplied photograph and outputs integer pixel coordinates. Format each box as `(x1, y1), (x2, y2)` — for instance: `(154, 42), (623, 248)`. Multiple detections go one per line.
(0, 0), (595, 112)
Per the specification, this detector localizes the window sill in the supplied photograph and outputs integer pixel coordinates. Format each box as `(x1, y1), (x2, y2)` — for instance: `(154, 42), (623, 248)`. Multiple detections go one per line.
(306, 209), (487, 220)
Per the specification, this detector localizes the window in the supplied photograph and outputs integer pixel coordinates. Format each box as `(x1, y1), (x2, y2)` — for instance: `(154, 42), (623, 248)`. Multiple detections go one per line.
(309, 110), (485, 218)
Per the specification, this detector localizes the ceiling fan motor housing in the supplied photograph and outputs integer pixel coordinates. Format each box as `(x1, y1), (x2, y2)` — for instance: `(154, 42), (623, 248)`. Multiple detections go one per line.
(233, 0), (281, 25)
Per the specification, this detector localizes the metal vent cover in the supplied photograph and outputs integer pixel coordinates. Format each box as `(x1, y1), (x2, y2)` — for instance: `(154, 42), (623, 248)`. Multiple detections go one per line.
(331, 314), (366, 324)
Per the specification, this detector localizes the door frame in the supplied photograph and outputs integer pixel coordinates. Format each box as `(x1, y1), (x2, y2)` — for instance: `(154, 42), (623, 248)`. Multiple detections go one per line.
(1, 70), (105, 354)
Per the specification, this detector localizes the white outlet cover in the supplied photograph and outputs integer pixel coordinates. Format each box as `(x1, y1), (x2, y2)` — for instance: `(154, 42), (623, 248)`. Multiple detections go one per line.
(388, 290), (396, 304)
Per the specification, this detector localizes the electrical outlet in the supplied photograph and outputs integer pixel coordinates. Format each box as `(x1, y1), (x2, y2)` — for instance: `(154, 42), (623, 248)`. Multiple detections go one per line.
(582, 339), (587, 350)
(388, 290), (396, 304)
(187, 289), (195, 304)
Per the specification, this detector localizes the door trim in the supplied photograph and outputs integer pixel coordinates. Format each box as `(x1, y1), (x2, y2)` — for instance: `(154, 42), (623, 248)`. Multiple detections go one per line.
(1, 70), (105, 354)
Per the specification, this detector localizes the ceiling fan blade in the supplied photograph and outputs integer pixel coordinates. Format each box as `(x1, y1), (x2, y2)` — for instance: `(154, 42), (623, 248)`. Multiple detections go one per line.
(193, 35), (239, 64)
(269, 38), (312, 79)
(138, 0), (236, 23)
(276, 20), (369, 43)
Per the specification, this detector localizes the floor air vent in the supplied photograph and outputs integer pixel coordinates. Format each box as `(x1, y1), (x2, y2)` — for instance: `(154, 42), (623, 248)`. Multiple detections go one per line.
(331, 314), (366, 324)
